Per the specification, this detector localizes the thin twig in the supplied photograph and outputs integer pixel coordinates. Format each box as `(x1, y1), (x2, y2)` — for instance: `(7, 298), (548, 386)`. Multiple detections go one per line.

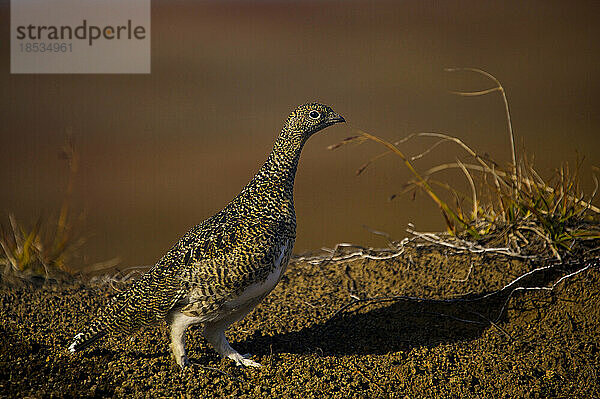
(406, 228), (532, 258)
(470, 310), (514, 341)
(494, 263), (593, 322)
(449, 263), (474, 282)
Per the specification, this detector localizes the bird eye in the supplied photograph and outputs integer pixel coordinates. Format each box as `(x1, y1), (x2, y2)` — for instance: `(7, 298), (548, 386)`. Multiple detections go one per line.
(309, 110), (320, 119)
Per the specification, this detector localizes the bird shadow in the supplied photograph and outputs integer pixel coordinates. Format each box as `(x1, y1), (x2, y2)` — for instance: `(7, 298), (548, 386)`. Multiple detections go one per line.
(233, 265), (566, 358)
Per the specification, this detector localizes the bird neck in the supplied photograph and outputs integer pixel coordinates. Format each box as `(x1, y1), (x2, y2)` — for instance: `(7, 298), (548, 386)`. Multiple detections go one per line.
(263, 128), (306, 182)
(241, 128), (307, 209)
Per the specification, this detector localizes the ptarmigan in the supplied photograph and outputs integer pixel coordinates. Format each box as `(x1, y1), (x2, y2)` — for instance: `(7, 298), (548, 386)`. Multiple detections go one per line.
(69, 103), (345, 368)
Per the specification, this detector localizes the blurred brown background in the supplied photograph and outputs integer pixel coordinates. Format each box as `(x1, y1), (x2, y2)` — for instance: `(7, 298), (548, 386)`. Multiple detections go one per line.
(1, 1), (599, 271)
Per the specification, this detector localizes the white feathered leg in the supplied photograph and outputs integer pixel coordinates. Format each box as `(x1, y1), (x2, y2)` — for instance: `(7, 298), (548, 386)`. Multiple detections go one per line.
(202, 303), (263, 368)
(203, 323), (262, 368)
(167, 310), (202, 368)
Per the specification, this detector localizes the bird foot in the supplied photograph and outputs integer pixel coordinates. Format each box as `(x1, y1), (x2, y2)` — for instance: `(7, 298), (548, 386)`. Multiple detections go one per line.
(230, 353), (262, 368)
(176, 355), (192, 369)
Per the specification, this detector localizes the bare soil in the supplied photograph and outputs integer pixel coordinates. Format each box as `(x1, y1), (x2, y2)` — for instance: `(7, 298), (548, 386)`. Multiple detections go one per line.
(1, 243), (599, 398)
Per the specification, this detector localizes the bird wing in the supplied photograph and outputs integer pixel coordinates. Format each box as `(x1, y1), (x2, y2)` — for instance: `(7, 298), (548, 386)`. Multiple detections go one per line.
(175, 243), (286, 319)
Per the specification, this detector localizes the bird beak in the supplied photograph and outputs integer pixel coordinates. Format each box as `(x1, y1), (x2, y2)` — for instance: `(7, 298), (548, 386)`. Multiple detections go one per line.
(329, 112), (346, 124)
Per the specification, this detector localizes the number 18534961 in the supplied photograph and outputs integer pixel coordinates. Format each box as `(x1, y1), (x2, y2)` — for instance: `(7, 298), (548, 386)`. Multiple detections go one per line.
(19, 42), (72, 53)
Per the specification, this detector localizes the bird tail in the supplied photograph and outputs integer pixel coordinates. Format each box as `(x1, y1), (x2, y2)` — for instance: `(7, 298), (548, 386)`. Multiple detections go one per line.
(68, 322), (107, 352)
(68, 266), (181, 353)
(68, 289), (130, 353)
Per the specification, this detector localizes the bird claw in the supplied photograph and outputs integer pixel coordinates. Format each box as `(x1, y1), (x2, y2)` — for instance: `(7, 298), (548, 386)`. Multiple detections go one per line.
(177, 355), (192, 369)
(232, 353), (262, 368)
(237, 358), (263, 368)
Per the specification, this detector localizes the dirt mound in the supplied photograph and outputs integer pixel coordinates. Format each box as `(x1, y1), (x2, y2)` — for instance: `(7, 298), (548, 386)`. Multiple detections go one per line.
(1, 244), (599, 397)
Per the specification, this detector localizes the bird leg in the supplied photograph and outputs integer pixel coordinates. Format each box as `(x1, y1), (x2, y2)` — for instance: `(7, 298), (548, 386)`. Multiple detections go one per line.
(203, 324), (262, 368)
(168, 311), (201, 369)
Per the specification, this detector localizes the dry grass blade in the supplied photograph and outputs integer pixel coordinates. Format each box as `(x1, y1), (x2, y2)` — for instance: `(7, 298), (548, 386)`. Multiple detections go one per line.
(327, 135), (366, 150)
(445, 67), (517, 175)
(410, 137), (452, 161)
(456, 159), (478, 220)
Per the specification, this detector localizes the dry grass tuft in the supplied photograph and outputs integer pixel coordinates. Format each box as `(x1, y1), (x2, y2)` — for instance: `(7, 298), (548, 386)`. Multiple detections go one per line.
(330, 69), (600, 260)
(0, 137), (83, 279)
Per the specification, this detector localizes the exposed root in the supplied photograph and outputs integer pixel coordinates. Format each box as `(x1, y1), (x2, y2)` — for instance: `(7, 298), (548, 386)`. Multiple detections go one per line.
(315, 235), (599, 329)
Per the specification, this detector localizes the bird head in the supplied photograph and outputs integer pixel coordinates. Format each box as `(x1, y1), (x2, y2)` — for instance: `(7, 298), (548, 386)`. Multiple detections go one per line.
(284, 102), (345, 138)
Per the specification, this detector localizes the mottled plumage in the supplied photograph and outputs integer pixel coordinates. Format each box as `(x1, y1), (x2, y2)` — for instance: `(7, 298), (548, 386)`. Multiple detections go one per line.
(69, 103), (345, 368)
